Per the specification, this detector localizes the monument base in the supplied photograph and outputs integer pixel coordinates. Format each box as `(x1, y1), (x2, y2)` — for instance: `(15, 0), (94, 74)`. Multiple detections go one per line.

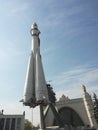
(38, 125), (97, 130)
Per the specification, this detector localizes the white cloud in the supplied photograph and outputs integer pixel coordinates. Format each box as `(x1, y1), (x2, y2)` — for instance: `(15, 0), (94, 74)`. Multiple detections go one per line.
(0, 2), (30, 17)
(52, 64), (98, 99)
(13, 4), (28, 14)
(9, 3), (30, 16)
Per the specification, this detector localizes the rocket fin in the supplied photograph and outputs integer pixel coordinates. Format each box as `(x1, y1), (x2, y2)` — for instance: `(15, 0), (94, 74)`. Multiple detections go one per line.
(35, 52), (49, 105)
(23, 51), (35, 105)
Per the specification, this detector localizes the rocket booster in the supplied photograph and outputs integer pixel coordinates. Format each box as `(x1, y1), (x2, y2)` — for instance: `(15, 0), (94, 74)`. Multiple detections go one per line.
(22, 23), (49, 107)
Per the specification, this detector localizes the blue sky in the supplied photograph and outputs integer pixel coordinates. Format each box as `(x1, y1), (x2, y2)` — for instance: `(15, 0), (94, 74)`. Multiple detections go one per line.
(0, 0), (98, 125)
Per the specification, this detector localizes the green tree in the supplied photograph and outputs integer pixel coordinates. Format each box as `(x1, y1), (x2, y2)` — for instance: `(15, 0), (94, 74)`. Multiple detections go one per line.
(32, 124), (40, 130)
(93, 93), (98, 124)
(47, 84), (56, 103)
(24, 119), (33, 130)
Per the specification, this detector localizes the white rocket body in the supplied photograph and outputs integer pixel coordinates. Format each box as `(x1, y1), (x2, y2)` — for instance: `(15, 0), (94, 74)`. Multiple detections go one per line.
(23, 23), (49, 107)
(23, 51), (35, 105)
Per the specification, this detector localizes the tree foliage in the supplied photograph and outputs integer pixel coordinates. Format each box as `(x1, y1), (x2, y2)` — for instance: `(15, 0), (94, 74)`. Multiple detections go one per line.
(24, 119), (40, 130)
(24, 119), (33, 130)
(93, 93), (98, 124)
(47, 84), (56, 103)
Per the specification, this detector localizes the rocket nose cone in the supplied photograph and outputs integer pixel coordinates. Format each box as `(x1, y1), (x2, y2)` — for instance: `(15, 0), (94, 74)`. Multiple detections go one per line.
(31, 22), (38, 29)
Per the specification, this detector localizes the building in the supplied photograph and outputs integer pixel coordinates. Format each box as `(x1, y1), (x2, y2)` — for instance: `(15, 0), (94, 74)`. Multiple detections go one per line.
(0, 111), (25, 130)
(45, 85), (98, 129)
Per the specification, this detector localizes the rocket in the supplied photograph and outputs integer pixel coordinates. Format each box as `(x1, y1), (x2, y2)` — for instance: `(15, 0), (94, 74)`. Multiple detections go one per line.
(22, 23), (49, 107)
